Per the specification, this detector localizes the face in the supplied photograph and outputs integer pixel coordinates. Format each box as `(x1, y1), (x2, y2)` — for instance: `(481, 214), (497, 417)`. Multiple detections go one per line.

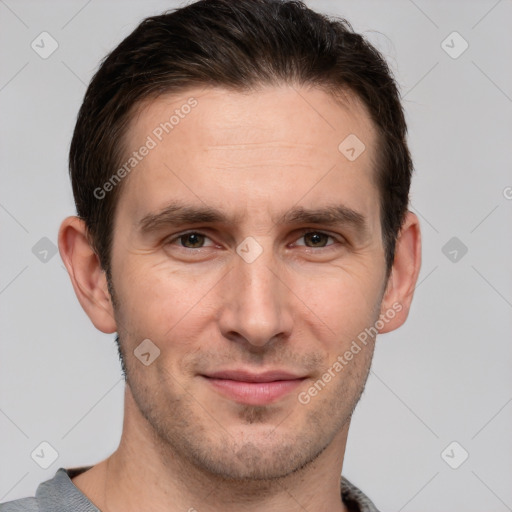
(108, 85), (388, 480)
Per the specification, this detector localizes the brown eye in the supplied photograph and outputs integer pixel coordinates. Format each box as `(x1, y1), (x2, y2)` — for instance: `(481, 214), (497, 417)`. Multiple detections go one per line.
(300, 232), (333, 248)
(178, 232), (206, 248)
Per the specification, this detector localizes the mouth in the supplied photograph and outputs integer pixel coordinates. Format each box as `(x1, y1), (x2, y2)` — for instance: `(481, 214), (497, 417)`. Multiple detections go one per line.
(201, 370), (307, 406)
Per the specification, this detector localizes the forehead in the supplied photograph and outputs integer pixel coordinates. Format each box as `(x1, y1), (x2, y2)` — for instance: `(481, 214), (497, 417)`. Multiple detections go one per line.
(128, 85), (377, 157)
(117, 85), (380, 228)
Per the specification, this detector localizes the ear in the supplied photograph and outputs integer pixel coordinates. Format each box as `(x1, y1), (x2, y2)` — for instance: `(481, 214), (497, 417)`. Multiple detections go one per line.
(58, 216), (117, 333)
(378, 211), (422, 333)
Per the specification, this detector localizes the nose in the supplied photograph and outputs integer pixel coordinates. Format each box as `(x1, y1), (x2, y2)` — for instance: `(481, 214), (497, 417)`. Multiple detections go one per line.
(217, 245), (294, 349)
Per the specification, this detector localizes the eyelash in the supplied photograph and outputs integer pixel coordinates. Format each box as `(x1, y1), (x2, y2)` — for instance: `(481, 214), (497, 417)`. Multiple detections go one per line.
(166, 230), (342, 251)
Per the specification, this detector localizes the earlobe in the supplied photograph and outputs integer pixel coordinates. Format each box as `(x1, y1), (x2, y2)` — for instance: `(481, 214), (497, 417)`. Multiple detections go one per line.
(58, 216), (117, 334)
(378, 211), (422, 334)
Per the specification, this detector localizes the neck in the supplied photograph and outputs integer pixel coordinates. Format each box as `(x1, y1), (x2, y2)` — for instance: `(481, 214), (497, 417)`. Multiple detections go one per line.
(73, 384), (350, 512)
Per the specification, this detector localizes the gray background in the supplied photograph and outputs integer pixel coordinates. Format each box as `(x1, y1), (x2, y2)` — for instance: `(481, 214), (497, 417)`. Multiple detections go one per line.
(1, 0), (511, 510)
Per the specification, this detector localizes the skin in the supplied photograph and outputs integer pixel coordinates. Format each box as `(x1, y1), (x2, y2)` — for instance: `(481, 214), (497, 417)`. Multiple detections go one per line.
(59, 85), (421, 512)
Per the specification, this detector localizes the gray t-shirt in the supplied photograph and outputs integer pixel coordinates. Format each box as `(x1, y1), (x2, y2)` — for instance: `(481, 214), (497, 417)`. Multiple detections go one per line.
(0, 466), (380, 512)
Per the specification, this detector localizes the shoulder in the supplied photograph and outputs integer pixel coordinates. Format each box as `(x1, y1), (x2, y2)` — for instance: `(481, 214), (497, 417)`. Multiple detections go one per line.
(0, 497), (39, 512)
(0, 466), (96, 512)
(341, 476), (380, 512)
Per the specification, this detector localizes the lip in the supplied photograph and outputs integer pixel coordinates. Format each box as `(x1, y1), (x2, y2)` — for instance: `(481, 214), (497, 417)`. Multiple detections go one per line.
(201, 370), (307, 405)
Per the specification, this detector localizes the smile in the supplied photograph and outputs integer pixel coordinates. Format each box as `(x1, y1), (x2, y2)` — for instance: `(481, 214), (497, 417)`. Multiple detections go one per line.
(201, 370), (307, 405)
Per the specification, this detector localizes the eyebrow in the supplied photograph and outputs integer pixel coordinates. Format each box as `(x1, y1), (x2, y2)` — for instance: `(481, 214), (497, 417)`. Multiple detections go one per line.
(137, 200), (369, 237)
(276, 205), (367, 235)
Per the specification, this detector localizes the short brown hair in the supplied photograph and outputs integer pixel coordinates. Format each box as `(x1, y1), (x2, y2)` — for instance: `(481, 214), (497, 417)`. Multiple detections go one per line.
(69, 0), (413, 276)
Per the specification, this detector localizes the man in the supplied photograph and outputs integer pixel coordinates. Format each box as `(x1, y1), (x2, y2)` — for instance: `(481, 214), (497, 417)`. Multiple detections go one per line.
(1, 0), (421, 510)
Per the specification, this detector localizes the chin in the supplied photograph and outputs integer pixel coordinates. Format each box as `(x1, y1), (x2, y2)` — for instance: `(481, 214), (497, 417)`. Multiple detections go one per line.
(174, 424), (328, 482)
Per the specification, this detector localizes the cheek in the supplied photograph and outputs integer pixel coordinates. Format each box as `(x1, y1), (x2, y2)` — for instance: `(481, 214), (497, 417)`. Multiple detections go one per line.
(113, 260), (219, 343)
(291, 267), (382, 345)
